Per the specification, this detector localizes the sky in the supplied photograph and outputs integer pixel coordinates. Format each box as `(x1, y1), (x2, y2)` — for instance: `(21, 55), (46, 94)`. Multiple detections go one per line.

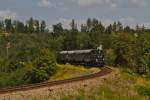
(0, 0), (150, 29)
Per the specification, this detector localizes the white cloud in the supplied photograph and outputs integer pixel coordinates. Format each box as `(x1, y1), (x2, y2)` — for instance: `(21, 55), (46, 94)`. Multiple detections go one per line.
(37, 0), (50, 8)
(131, 0), (147, 7)
(77, 0), (147, 8)
(78, 0), (121, 8)
(0, 10), (17, 19)
(78, 0), (100, 7)
(103, 16), (149, 28)
(119, 16), (140, 28)
(56, 18), (86, 29)
(143, 22), (150, 28)
(102, 19), (114, 26)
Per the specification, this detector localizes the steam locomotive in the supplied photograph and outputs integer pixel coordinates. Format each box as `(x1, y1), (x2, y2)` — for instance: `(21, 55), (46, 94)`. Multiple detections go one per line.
(58, 45), (105, 67)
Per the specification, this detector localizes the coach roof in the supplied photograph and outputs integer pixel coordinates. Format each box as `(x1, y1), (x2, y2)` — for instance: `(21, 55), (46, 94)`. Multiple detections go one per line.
(60, 49), (94, 54)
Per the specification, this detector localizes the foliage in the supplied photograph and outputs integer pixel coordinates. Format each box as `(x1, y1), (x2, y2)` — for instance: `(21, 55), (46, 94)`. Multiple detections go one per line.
(0, 67), (29, 88)
(30, 49), (57, 83)
(136, 85), (150, 97)
(105, 48), (116, 66)
(112, 32), (138, 68)
(0, 17), (150, 88)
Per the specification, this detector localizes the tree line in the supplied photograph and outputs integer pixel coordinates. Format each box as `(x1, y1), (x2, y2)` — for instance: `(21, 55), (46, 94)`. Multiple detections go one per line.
(0, 18), (47, 33)
(0, 18), (149, 34)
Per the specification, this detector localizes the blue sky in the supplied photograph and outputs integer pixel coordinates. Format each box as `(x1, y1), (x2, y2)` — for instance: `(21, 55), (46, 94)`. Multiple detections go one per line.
(0, 0), (150, 29)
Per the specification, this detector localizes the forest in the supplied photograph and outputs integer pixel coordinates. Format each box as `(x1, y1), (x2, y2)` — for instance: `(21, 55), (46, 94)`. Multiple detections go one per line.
(0, 17), (150, 88)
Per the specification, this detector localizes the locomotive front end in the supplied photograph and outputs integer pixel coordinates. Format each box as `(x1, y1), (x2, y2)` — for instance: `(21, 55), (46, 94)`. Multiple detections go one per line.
(95, 45), (105, 67)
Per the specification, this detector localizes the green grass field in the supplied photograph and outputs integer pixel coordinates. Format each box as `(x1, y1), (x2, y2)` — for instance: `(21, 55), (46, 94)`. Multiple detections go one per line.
(49, 64), (101, 81)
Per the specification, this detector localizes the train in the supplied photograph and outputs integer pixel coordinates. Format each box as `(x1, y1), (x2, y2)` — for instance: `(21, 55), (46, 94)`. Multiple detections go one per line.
(58, 45), (105, 67)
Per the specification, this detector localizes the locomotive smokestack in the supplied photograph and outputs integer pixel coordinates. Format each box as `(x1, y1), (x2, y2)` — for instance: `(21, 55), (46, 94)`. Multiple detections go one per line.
(97, 45), (103, 51)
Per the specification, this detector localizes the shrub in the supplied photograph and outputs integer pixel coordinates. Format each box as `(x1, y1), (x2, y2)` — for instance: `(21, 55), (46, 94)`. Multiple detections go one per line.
(136, 85), (150, 97)
(105, 48), (116, 66)
(30, 49), (57, 83)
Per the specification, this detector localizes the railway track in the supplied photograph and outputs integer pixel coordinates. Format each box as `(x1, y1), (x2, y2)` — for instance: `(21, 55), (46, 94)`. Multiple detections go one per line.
(0, 66), (112, 94)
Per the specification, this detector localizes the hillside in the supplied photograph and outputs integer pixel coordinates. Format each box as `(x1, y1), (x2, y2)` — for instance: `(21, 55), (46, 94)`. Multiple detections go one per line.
(0, 67), (150, 100)
(0, 17), (150, 100)
(0, 18), (150, 89)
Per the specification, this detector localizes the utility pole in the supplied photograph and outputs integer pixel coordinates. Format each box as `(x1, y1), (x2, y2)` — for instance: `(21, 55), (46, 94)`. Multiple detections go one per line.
(6, 42), (10, 59)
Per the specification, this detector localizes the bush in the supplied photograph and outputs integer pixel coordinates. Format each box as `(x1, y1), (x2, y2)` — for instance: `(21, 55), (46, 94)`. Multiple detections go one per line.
(105, 49), (116, 66)
(136, 85), (150, 97)
(30, 49), (58, 83)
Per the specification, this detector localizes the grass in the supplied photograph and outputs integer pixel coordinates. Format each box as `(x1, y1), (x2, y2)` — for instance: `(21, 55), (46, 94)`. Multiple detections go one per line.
(49, 64), (101, 81)
(6, 66), (150, 100)
(60, 67), (150, 100)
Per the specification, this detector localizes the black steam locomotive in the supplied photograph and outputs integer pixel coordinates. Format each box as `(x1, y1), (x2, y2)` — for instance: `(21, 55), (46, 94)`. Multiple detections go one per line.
(58, 45), (105, 67)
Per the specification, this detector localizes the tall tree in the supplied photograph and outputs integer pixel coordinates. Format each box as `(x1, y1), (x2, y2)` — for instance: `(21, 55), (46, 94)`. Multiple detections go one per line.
(124, 26), (131, 33)
(105, 24), (112, 34)
(0, 21), (4, 32)
(34, 20), (40, 33)
(86, 18), (92, 32)
(5, 19), (13, 33)
(81, 24), (87, 32)
(53, 23), (63, 36)
(40, 20), (46, 33)
(92, 18), (99, 28)
(27, 17), (34, 33)
(112, 22), (117, 32)
(13, 20), (25, 33)
(116, 21), (123, 32)
(70, 19), (77, 31)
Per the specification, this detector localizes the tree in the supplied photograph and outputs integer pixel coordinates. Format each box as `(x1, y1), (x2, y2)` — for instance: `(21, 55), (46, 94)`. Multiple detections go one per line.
(142, 24), (145, 32)
(90, 19), (105, 33)
(86, 18), (92, 32)
(81, 24), (87, 32)
(31, 49), (57, 83)
(34, 20), (40, 33)
(116, 21), (123, 32)
(112, 22), (117, 32)
(53, 23), (63, 36)
(13, 20), (25, 33)
(105, 24), (112, 34)
(5, 19), (13, 33)
(124, 26), (131, 33)
(92, 18), (99, 27)
(112, 32), (138, 68)
(136, 24), (139, 32)
(70, 19), (77, 31)
(76, 32), (92, 49)
(105, 49), (116, 66)
(0, 21), (4, 32)
(27, 17), (34, 33)
(63, 30), (78, 50)
(137, 33), (150, 75)
(40, 20), (46, 33)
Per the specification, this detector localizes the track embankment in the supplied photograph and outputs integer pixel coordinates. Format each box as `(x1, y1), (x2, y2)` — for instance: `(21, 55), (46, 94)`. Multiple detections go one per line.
(0, 66), (112, 95)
